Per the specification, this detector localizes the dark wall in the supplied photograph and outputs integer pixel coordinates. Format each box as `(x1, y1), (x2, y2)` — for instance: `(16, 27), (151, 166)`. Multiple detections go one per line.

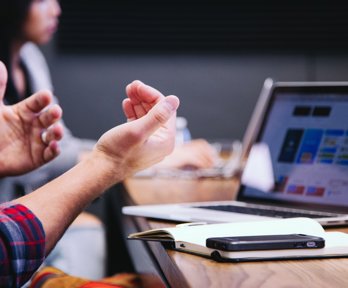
(40, 1), (348, 142)
(57, 1), (348, 54)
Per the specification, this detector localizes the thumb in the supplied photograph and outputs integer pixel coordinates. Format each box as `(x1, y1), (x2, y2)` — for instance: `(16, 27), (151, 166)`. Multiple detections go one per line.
(0, 61), (8, 104)
(132, 95), (180, 138)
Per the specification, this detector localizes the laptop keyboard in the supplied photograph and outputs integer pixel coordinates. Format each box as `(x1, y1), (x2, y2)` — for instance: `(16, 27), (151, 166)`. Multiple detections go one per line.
(195, 204), (339, 219)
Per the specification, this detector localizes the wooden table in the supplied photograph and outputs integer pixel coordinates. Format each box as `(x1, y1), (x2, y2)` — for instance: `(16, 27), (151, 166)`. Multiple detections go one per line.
(123, 177), (348, 288)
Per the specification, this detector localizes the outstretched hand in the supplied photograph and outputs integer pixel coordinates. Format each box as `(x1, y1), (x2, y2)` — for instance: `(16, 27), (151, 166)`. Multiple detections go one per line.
(94, 80), (179, 181)
(0, 61), (63, 176)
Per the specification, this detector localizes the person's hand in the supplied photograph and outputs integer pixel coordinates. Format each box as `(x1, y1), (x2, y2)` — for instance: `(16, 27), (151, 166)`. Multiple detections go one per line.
(122, 80), (166, 120)
(16, 81), (178, 254)
(0, 61), (63, 176)
(157, 139), (217, 169)
(93, 81), (179, 181)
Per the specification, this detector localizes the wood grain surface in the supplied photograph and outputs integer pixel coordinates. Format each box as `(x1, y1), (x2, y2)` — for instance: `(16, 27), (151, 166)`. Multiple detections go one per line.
(125, 177), (348, 288)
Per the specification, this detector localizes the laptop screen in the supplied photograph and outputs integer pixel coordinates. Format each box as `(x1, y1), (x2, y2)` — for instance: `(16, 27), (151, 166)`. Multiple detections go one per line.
(238, 84), (348, 213)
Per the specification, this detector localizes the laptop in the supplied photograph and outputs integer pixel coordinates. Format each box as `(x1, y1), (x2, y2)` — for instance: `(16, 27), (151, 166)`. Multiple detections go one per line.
(123, 79), (348, 227)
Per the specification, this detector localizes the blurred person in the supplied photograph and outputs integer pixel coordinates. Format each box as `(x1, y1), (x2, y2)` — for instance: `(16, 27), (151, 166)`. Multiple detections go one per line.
(0, 0), (216, 279)
(0, 0), (107, 278)
(0, 0), (95, 201)
(0, 0), (215, 196)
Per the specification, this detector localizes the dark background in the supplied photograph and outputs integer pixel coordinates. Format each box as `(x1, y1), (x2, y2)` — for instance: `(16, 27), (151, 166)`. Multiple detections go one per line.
(42, 0), (348, 142)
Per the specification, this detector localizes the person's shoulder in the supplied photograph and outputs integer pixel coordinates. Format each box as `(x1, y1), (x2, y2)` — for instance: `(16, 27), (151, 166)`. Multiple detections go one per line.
(20, 42), (46, 65)
(20, 42), (53, 92)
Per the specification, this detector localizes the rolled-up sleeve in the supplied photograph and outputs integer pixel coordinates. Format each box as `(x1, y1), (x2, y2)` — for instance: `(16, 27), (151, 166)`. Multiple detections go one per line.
(0, 203), (45, 288)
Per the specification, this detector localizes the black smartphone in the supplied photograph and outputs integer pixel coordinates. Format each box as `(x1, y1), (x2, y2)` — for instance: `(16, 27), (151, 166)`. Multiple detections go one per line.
(206, 234), (325, 251)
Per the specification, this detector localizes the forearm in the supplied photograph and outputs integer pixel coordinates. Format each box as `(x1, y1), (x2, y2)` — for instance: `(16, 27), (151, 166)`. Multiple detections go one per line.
(12, 90), (179, 255)
(14, 153), (119, 254)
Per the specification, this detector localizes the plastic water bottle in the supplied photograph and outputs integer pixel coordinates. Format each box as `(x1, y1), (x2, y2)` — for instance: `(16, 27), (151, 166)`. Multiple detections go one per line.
(176, 117), (191, 146)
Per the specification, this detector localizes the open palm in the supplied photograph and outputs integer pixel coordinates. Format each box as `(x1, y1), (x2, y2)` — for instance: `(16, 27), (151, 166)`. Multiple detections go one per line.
(95, 81), (179, 180)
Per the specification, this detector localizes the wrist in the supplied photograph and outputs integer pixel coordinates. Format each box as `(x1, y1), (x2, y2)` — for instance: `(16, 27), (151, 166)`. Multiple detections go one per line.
(83, 149), (125, 190)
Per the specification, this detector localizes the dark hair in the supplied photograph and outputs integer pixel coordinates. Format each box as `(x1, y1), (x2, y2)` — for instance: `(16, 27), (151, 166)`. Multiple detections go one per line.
(0, 0), (32, 103)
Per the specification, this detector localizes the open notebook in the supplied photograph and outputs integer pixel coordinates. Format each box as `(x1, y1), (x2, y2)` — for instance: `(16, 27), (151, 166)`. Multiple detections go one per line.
(128, 218), (348, 262)
(123, 79), (348, 227)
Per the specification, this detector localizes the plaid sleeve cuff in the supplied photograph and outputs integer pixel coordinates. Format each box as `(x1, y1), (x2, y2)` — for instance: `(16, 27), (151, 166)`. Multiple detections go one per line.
(0, 203), (46, 287)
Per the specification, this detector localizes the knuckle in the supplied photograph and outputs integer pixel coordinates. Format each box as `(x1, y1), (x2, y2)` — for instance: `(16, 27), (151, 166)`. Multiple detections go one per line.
(153, 106), (170, 124)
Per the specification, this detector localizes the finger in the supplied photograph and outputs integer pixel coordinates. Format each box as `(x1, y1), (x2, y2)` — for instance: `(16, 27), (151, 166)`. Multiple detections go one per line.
(141, 102), (153, 113)
(126, 81), (147, 118)
(125, 81), (142, 104)
(184, 158), (208, 169)
(0, 61), (8, 104)
(135, 81), (164, 104)
(43, 123), (64, 143)
(43, 141), (60, 162)
(135, 81), (164, 115)
(131, 95), (179, 139)
(133, 102), (148, 119)
(38, 104), (63, 128)
(122, 99), (136, 121)
(127, 80), (162, 104)
(198, 154), (215, 168)
(194, 141), (217, 159)
(19, 90), (53, 113)
(126, 81), (165, 118)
